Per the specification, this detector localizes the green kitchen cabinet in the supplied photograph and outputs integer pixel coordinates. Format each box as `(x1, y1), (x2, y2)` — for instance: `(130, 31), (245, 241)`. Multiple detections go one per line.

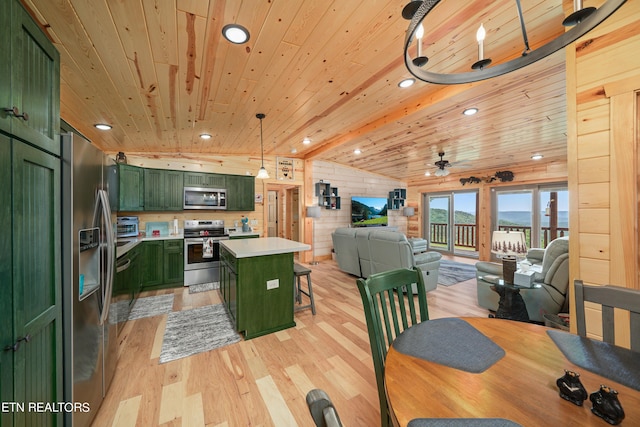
(220, 247), (294, 339)
(163, 240), (184, 284)
(0, 0), (60, 155)
(0, 134), (13, 427)
(1, 136), (63, 426)
(144, 169), (184, 211)
(142, 241), (164, 287)
(227, 175), (255, 211)
(1, 2), (63, 424)
(118, 164), (144, 211)
(183, 172), (226, 188)
(141, 239), (184, 289)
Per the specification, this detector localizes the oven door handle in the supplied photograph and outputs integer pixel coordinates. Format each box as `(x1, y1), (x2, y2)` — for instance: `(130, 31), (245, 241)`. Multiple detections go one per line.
(185, 238), (205, 244)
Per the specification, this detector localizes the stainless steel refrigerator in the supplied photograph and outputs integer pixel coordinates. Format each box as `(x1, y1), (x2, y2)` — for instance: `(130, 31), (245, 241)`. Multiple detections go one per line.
(61, 121), (118, 427)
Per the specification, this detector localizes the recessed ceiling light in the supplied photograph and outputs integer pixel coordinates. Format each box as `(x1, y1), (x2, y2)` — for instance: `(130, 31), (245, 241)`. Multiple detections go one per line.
(94, 124), (112, 130)
(425, 171), (431, 176)
(354, 149), (361, 155)
(531, 153), (544, 160)
(303, 137), (311, 145)
(200, 133), (212, 139)
(291, 147), (298, 154)
(398, 78), (415, 88)
(222, 24), (250, 44)
(463, 107), (479, 116)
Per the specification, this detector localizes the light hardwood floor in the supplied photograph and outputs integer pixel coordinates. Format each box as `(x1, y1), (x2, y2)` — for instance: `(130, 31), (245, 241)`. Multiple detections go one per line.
(92, 256), (487, 427)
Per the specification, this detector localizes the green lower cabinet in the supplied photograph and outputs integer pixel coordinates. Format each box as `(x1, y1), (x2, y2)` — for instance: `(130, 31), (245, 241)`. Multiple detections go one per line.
(163, 240), (184, 284)
(8, 138), (63, 426)
(142, 241), (164, 288)
(141, 240), (184, 290)
(221, 247), (294, 339)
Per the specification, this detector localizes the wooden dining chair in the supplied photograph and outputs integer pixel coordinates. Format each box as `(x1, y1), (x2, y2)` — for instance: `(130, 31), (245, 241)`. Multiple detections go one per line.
(357, 267), (429, 427)
(574, 279), (640, 350)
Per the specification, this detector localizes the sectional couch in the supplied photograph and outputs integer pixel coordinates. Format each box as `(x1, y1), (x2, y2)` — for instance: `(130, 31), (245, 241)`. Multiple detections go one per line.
(331, 227), (442, 292)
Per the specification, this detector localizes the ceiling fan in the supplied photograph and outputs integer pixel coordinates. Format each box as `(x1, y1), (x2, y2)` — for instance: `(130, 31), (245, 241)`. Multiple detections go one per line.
(434, 152), (451, 176)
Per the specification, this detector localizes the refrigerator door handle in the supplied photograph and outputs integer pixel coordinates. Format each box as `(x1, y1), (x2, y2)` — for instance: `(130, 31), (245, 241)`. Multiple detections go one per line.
(98, 189), (115, 325)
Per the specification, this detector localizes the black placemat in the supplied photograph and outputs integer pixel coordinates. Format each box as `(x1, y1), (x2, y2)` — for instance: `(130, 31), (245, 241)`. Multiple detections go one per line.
(392, 318), (505, 373)
(547, 329), (640, 391)
(408, 419), (522, 427)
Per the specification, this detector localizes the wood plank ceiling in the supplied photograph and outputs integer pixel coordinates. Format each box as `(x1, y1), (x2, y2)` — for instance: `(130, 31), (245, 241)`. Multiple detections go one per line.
(22, 0), (575, 183)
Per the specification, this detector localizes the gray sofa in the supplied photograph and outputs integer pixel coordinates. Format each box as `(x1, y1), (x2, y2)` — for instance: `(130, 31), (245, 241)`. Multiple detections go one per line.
(332, 227), (442, 292)
(475, 236), (569, 322)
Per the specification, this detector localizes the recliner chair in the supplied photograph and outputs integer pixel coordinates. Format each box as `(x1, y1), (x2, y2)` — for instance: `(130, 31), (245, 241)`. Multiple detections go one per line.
(331, 227), (361, 276)
(476, 236), (569, 322)
(368, 230), (441, 292)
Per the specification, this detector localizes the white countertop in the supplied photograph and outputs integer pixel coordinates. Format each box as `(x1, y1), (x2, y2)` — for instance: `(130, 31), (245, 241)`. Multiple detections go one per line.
(228, 231), (260, 238)
(116, 233), (183, 258)
(220, 237), (310, 258)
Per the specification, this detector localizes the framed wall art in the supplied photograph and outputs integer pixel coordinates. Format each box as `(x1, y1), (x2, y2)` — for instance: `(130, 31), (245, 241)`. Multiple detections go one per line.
(276, 157), (295, 180)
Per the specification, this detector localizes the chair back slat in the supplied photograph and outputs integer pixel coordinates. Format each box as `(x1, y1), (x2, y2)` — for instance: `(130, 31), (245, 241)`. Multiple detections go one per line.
(574, 279), (640, 351)
(357, 267), (429, 427)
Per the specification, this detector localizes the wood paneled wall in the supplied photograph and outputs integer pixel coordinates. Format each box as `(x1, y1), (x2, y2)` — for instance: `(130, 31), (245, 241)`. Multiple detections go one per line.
(306, 160), (407, 260)
(566, 0), (640, 346)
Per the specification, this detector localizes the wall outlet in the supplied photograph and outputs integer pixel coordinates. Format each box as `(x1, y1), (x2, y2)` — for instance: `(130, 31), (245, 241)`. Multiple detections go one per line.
(266, 279), (279, 290)
(251, 219), (258, 226)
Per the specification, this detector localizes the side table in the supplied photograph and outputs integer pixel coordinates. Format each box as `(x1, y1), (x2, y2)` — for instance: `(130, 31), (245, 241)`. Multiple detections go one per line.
(490, 281), (541, 322)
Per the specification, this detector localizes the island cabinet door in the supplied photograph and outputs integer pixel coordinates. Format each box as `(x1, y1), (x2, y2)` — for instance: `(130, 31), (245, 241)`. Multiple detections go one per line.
(237, 253), (295, 339)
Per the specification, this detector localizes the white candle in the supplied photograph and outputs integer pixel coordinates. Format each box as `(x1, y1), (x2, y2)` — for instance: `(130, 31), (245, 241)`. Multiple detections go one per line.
(476, 24), (486, 60)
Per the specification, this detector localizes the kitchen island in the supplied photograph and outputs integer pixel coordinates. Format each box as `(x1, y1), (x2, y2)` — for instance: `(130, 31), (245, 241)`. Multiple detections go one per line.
(220, 237), (310, 339)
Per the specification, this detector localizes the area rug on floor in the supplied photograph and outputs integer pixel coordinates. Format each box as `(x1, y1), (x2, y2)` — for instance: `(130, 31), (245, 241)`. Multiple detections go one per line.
(128, 294), (175, 320)
(159, 304), (241, 364)
(438, 260), (477, 286)
(188, 281), (219, 294)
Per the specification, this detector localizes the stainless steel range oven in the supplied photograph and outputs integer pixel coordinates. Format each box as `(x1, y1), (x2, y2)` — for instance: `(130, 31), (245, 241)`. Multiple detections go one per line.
(183, 219), (229, 286)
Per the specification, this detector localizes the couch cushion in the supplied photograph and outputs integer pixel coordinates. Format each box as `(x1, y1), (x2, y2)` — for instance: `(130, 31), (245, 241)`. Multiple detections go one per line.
(414, 251), (442, 264)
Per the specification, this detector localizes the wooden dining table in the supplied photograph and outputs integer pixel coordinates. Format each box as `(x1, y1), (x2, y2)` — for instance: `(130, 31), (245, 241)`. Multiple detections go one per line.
(385, 317), (640, 427)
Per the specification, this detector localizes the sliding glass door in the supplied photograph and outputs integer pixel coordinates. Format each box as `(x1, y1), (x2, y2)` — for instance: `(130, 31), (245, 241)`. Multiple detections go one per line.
(424, 191), (478, 256)
(493, 184), (568, 254)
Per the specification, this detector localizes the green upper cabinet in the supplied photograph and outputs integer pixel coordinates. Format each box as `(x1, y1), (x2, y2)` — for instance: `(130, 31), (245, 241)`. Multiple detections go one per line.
(0, 0), (11, 138)
(118, 164), (144, 211)
(144, 169), (183, 211)
(184, 172), (226, 188)
(227, 175), (255, 211)
(0, 0), (60, 155)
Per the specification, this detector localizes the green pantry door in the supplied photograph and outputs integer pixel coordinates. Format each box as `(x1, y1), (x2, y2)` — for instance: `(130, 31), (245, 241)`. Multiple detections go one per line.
(1, 137), (63, 426)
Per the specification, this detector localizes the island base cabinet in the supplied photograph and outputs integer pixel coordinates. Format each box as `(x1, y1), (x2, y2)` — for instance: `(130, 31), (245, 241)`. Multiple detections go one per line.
(221, 248), (295, 339)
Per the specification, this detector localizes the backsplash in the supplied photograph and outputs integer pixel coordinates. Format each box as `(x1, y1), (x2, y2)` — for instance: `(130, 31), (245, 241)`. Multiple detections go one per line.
(120, 212), (262, 237)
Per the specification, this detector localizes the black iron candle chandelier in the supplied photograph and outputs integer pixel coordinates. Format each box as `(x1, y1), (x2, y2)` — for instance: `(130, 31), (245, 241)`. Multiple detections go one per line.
(402, 0), (627, 85)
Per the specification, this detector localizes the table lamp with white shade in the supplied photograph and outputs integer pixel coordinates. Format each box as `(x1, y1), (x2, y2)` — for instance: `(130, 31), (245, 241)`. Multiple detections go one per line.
(491, 230), (527, 284)
(307, 206), (321, 265)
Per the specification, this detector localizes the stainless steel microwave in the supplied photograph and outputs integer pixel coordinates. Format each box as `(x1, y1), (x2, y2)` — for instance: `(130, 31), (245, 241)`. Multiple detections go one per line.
(183, 187), (227, 210)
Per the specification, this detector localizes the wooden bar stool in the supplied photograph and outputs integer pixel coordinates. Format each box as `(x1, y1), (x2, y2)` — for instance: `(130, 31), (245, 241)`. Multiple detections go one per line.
(294, 263), (316, 314)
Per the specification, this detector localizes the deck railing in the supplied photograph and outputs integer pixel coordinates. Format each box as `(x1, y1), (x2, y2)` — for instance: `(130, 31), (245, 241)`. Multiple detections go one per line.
(429, 223), (569, 250)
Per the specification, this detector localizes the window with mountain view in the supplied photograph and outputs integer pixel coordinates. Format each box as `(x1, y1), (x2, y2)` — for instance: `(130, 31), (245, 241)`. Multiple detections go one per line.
(494, 184), (568, 252)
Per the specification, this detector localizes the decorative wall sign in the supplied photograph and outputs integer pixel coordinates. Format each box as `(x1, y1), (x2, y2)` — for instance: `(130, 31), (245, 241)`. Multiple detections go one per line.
(276, 157), (294, 180)
(460, 170), (514, 186)
(255, 193), (264, 203)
